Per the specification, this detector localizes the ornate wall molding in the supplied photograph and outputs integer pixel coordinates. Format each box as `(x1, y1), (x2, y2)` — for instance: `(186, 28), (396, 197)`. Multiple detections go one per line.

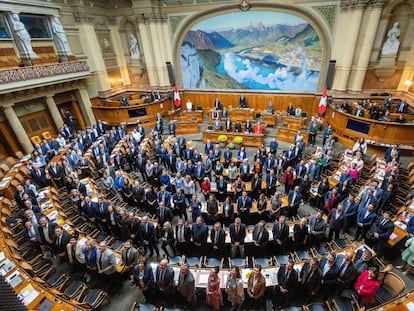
(314, 5), (337, 32)
(370, 0), (388, 9)
(340, 0), (370, 9)
(0, 61), (90, 85)
(169, 15), (187, 35)
(73, 12), (95, 24)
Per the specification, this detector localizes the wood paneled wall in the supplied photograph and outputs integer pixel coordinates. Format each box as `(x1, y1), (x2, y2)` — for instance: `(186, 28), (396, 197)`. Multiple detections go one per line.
(181, 91), (321, 115)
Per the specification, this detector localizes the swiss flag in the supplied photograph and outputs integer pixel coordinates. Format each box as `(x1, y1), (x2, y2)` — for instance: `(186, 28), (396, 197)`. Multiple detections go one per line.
(173, 85), (181, 108)
(318, 87), (327, 116)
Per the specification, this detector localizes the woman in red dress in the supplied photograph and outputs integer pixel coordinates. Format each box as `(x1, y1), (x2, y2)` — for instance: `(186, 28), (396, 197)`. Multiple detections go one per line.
(206, 267), (223, 311)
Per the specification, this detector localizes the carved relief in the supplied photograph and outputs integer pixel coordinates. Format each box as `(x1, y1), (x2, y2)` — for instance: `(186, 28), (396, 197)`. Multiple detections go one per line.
(314, 5), (337, 31)
(169, 15), (186, 35)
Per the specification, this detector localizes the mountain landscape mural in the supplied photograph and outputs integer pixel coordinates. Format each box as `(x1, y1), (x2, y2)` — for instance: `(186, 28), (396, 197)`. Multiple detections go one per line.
(180, 11), (322, 91)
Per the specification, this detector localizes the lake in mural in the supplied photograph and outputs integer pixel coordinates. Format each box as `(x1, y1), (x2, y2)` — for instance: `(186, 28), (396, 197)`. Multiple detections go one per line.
(180, 11), (322, 91)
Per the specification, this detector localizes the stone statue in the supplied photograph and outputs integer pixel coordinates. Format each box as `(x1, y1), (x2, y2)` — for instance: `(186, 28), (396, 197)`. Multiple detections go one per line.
(50, 15), (72, 54)
(130, 34), (140, 60)
(9, 12), (36, 57)
(381, 22), (400, 56)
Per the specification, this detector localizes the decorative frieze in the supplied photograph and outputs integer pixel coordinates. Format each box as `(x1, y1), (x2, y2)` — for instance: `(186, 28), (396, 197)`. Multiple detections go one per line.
(0, 61), (90, 85)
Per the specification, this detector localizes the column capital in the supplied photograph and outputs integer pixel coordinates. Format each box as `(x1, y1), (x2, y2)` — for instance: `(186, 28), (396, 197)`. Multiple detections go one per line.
(369, 0), (388, 9)
(340, 0), (370, 9)
(2, 103), (15, 109)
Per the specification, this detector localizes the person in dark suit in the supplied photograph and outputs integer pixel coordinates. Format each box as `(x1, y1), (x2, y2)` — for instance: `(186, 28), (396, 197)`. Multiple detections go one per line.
(327, 203), (345, 241)
(239, 96), (247, 108)
(336, 251), (356, 295)
(121, 239), (139, 277)
(156, 201), (174, 229)
(276, 260), (299, 308)
(287, 186), (302, 218)
(252, 220), (269, 258)
(395, 100), (408, 113)
(139, 216), (160, 260)
(234, 120), (242, 133)
(225, 118), (232, 132)
(53, 226), (72, 262)
(95, 197), (110, 233)
(168, 121), (176, 135)
(191, 216), (208, 257)
(175, 218), (191, 256)
(155, 259), (175, 305)
(286, 103), (295, 116)
(14, 184), (36, 209)
(299, 258), (322, 302)
(223, 148), (232, 168)
(355, 204), (378, 241)
(24, 219), (42, 253)
(48, 162), (64, 188)
(237, 191), (252, 225)
(354, 105), (365, 117)
(229, 217), (246, 258)
(209, 222), (225, 259)
(38, 216), (57, 254)
(159, 221), (176, 258)
(24, 199), (41, 214)
(272, 215), (289, 254)
(245, 120), (253, 133)
(31, 165), (50, 188)
(342, 194), (359, 231)
(176, 264), (196, 309)
(74, 178), (87, 196)
(213, 98), (222, 110)
(133, 258), (154, 303)
(372, 211), (394, 258)
(319, 252), (340, 299)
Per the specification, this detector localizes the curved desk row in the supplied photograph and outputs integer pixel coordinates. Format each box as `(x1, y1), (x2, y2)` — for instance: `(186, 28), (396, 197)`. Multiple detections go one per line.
(325, 105), (414, 152)
(92, 98), (172, 128)
(202, 130), (265, 148)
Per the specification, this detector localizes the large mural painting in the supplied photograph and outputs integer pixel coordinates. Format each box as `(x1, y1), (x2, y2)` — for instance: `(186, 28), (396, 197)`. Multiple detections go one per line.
(180, 11), (322, 91)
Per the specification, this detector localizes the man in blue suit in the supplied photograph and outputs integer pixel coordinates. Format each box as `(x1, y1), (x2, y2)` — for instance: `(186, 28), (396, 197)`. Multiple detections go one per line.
(319, 252), (340, 299)
(372, 211), (394, 258)
(191, 216), (208, 257)
(223, 148), (232, 168)
(354, 204), (378, 241)
(237, 191), (252, 225)
(139, 216), (160, 261)
(157, 186), (171, 208)
(342, 194), (359, 231)
(194, 161), (205, 187)
(95, 196), (110, 233)
(264, 153), (275, 175)
(269, 138), (278, 155)
(287, 186), (302, 218)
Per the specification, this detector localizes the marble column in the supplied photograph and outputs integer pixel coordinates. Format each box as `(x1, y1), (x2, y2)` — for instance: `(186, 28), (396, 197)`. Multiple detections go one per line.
(45, 95), (64, 129)
(77, 23), (111, 91)
(348, 4), (384, 91)
(155, 17), (170, 86)
(137, 17), (158, 86)
(2, 104), (33, 154)
(149, 17), (167, 86)
(75, 88), (96, 127)
(109, 24), (131, 86)
(332, 2), (365, 91)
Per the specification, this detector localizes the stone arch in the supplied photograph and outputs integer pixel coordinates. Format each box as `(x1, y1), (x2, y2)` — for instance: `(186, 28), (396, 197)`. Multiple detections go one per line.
(171, 3), (333, 91)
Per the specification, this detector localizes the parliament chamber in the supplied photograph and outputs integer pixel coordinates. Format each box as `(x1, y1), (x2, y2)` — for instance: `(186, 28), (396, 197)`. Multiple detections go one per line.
(1, 0), (414, 310)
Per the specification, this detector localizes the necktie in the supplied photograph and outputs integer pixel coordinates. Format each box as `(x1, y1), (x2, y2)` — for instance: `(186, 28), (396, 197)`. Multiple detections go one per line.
(236, 225), (239, 235)
(145, 224), (148, 234)
(381, 219), (387, 226)
(99, 253), (103, 268)
(215, 232), (219, 244)
(72, 247), (76, 262)
(58, 236), (61, 247)
(160, 270), (165, 283)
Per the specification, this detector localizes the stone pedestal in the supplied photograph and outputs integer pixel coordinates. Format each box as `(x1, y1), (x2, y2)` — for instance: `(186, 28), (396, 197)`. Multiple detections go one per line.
(375, 55), (397, 80)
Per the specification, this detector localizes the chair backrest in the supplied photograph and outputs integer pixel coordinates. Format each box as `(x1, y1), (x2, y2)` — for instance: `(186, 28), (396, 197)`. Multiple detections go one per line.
(382, 271), (405, 298)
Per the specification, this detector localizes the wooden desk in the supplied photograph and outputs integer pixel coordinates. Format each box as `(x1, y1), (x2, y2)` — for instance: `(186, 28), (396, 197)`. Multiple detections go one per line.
(260, 113), (276, 127)
(202, 130), (265, 148)
(175, 121), (199, 135)
(229, 108), (255, 121)
(281, 116), (307, 131)
(326, 105), (414, 150)
(92, 98), (172, 127)
(276, 127), (309, 144)
(180, 110), (203, 123)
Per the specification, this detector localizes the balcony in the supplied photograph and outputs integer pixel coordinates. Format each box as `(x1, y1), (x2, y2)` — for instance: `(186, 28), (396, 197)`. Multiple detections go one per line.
(0, 60), (91, 94)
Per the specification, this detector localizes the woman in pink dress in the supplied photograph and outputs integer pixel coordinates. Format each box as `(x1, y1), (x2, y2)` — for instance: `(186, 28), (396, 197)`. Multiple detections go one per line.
(206, 267), (223, 311)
